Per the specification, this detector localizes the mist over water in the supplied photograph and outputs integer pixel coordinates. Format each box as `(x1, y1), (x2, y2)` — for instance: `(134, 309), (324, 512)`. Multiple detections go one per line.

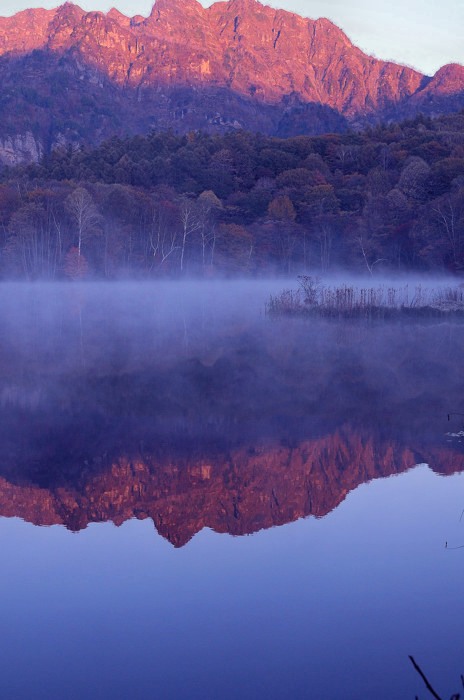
(1, 276), (463, 438)
(1, 275), (464, 504)
(0, 277), (463, 699)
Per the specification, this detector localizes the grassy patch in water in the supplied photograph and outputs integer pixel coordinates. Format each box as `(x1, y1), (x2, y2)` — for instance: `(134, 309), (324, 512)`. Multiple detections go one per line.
(267, 276), (464, 320)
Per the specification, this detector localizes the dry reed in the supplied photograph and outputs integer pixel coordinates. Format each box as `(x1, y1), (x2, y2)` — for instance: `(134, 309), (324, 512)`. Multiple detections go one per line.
(266, 276), (464, 320)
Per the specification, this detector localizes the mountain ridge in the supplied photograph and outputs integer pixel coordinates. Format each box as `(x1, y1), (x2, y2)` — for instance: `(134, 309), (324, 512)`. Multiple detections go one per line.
(0, 0), (462, 164)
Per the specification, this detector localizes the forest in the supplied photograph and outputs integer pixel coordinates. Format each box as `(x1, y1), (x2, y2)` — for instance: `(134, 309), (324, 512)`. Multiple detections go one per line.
(0, 111), (463, 279)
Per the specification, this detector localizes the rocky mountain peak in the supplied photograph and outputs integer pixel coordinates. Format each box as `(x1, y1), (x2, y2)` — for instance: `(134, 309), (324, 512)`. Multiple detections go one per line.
(225, 0), (265, 11)
(430, 63), (464, 91)
(150, 0), (205, 17)
(107, 7), (131, 26)
(0, 0), (461, 163)
(54, 1), (84, 21)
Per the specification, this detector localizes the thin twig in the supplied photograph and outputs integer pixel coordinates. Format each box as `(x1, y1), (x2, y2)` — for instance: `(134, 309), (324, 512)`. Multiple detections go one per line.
(409, 656), (443, 700)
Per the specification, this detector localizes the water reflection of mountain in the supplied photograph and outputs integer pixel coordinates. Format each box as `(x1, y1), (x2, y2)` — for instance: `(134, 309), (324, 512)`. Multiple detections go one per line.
(1, 284), (464, 544)
(0, 421), (463, 545)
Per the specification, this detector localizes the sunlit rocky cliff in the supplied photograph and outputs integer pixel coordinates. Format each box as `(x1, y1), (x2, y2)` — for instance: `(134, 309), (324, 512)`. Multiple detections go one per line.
(0, 0), (463, 163)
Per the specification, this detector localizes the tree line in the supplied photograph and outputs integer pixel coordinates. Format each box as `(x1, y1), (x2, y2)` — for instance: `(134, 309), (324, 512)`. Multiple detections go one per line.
(0, 111), (463, 278)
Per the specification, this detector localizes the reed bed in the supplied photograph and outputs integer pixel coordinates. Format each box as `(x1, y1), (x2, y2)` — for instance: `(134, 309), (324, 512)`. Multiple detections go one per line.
(266, 276), (464, 320)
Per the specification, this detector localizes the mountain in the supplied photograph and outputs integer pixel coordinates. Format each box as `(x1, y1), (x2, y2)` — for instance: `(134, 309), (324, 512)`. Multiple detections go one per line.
(0, 0), (462, 163)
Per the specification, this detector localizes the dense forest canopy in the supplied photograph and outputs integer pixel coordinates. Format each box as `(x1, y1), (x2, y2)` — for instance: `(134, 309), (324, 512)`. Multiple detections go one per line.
(1, 111), (463, 279)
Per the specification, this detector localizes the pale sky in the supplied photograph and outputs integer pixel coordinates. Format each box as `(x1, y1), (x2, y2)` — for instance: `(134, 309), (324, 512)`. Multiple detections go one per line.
(0, 0), (463, 76)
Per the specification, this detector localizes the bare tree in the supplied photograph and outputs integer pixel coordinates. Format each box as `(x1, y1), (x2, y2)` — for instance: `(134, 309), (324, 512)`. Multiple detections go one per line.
(66, 187), (101, 260)
(356, 234), (387, 276)
(433, 195), (463, 268)
(316, 219), (333, 272)
(179, 197), (201, 273)
(149, 200), (179, 270)
(7, 201), (63, 279)
(197, 191), (221, 271)
(278, 224), (298, 274)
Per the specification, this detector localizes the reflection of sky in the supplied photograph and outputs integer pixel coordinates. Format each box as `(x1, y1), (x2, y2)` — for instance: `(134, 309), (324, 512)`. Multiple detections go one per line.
(0, 465), (463, 699)
(1, 0), (463, 75)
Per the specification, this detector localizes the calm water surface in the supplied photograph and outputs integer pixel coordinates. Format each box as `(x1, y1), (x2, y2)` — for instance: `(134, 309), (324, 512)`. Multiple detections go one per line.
(0, 280), (463, 699)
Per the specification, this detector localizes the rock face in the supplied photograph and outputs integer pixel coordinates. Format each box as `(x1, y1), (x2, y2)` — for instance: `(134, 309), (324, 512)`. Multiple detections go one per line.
(0, 0), (462, 163)
(0, 131), (43, 165)
(400, 63), (464, 117)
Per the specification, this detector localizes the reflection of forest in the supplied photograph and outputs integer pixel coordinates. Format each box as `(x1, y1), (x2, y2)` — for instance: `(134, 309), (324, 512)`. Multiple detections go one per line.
(1, 296), (463, 544)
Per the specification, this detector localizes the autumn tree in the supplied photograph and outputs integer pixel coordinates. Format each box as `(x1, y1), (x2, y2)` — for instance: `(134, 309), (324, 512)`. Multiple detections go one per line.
(64, 246), (89, 280)
(216, 223), (254, 272)
(267, 195), (296, 222)
(398, 157), (431, 202)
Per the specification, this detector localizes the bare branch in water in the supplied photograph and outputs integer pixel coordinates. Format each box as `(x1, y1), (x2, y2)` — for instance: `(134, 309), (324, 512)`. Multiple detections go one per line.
(409, 656), (443, 700)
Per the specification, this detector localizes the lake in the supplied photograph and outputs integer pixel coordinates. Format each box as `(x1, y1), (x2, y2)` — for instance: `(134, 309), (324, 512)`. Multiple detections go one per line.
(0, 280), (463, 699)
